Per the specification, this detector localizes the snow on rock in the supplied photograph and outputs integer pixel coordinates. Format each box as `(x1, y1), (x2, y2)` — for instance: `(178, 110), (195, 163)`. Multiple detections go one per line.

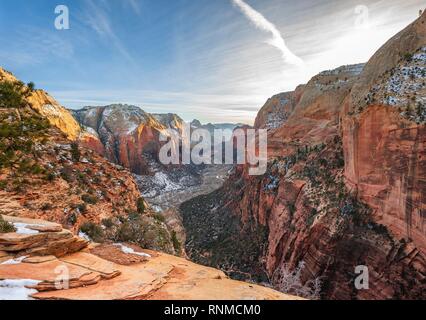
(1, 256), (28, 265)
(83, 126), (100, 138)
(137, 171), (183, 198)
(367, 46), (426, 123)
(265, 111), (289, 129)
(13, 223), (41, 235)
(413, 47), (426, 61)
(78, 231), (91, 241)
(113, 244), (151, 258)
(153, 172), (181, 191)
(319, 63), (365, 76)
(126, 123), (139, 134)
(0, 279), (40, 300)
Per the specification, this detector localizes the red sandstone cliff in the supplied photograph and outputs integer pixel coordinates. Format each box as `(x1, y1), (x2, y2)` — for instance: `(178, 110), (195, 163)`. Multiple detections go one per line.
(73, 105), (185, 175)
(342, 12), (426, 255)
(182, 13), (426, 300)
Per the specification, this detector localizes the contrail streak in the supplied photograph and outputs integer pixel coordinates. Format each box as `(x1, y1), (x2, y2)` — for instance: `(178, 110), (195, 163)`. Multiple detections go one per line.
(231, 0), (304, 67)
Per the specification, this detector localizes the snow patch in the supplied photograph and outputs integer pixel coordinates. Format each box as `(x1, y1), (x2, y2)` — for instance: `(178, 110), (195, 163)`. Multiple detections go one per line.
(126, 122), (139, 134)
(0, 279), (40, 300)
(13, 223), (41, 235)
(1, 256), (28, 265)
(139, 172), (182, 198)
(83, 126), (99, 137)
(319, 63), (364, 76)
(78, 231), (90, 241)
(113, 243), (151, 258)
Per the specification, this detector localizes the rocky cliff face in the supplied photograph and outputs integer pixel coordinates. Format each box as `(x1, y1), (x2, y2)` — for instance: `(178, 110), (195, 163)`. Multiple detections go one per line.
(254, 90), (300, 130)
(0, 215), (299, 300)
(266, 63), (364, 158)
(0, 68), (82, 141)
(181, 14), (425, 300)
(152, 113), (185, 131)
(342, 11), (426, 256)
(73, 105), (184, 175)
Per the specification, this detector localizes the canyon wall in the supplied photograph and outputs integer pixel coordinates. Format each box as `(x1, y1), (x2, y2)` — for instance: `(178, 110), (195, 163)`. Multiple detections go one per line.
(182, 12), (426, 299)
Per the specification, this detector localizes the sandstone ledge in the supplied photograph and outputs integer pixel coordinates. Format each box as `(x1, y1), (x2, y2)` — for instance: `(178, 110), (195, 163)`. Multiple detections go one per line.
(0, 216), (301, 300)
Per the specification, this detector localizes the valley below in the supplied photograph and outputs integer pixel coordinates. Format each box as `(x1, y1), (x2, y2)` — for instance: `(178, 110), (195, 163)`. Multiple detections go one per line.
(136, 164), (232, 212)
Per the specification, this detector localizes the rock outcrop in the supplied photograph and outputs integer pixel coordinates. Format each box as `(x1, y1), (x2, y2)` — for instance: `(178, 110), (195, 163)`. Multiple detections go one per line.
(152, 113), (185, 131)
(0, 68), (82, 141)
(0, 216), (88, 259)
(254, 90), (300, 130)
(0, 216), (299, 300)
(73, 105), (182, 174)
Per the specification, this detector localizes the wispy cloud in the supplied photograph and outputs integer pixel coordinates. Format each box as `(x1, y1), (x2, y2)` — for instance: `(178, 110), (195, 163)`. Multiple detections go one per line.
(124, 0), (142, 15)
(231, 0), (304, 67)
(82, 0), (135, 63)
(0, 26), (74, 66)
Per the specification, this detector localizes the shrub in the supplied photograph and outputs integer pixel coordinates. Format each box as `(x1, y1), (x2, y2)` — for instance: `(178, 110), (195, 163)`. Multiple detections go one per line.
(153, 213), (166, 223)
(137, 197), (146, 214)
(0, 180), (7, 190)
(403, 52), (413, 62)
(0, 215), (16, 233)
(171, 230), (181, 253)
(82, 194), (98, 205)
(67, 213), (77, 226)
(306, 208), (318, 227)
(45, 171), (56, 182)
(0, 112), (50, 174)
(116, 221), (142, 243)
(80, 222), (104, 243)
(0, 80), (31, 109)
(76, 203), (87, 214)
(101, 218), (114, 228)
(127, 211), (140, 221)
(59, 167), (74, 183)
(70, 142), (81, 162)
(40, 203), (53, 211)
(115, 216), (173, 254)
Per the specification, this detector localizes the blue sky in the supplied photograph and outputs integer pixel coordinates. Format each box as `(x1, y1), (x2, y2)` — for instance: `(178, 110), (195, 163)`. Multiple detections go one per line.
(0, 0), (424, 124)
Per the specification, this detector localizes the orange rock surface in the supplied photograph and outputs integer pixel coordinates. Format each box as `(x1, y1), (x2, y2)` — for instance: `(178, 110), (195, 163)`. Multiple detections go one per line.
(0, 216), (300, 300)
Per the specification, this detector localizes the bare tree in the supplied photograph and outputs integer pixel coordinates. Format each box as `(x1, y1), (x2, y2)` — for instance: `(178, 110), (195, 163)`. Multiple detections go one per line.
(271, 261), (322, 300)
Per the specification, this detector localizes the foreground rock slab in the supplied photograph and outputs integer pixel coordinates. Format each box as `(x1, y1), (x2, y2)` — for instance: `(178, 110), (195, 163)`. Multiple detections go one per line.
(0, 216), (301, 300)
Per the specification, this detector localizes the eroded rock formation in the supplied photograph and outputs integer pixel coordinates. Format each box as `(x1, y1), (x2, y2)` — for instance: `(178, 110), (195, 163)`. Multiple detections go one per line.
(73, 105), (184, 175)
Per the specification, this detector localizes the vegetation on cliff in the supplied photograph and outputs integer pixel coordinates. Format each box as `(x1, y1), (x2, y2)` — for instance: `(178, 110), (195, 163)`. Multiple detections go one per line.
(0, 77), (179, 256)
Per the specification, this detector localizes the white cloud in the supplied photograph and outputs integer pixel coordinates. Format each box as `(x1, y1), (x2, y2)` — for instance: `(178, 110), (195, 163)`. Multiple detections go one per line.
(231, 0), (304, 67)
